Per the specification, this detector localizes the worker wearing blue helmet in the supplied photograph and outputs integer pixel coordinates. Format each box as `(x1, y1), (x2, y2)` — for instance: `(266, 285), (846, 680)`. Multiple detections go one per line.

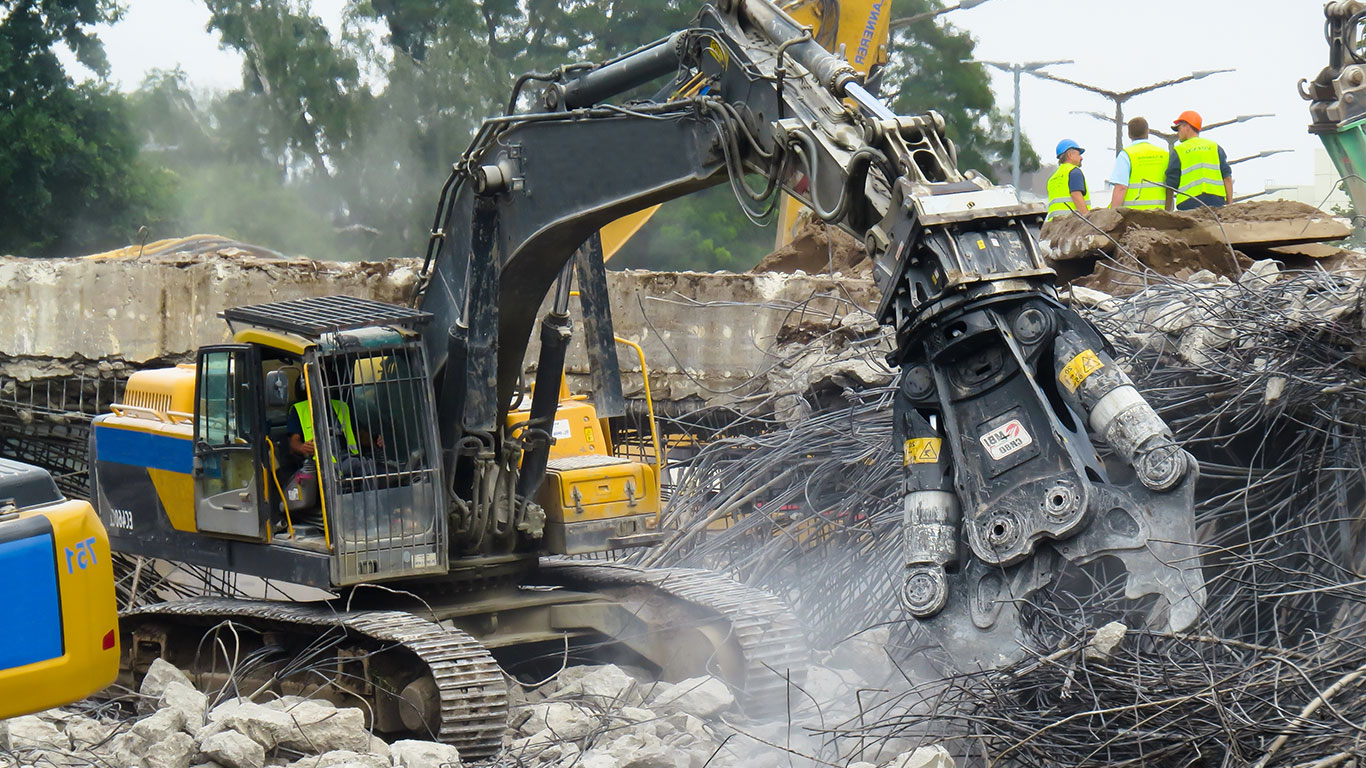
(1046, 139), (1091, 221)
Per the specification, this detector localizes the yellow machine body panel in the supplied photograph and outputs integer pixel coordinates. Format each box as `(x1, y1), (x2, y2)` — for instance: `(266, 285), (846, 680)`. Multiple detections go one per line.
(121, 364), (197, 418)
(507, 396), (614, 459)
(537, 455), (659, 554)
(0, 496), (119, 718)
(233, 328), (312, 356)
(509, 393), (660, 552)
(599, 206), (662, 261)
(776, 0), (895, 247)
(545, 458), (658, 523)
(94, 413), (197, 532)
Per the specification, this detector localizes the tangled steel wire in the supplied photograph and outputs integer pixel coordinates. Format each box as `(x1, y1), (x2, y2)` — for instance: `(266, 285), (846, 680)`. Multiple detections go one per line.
(640, 266), (1366, 766)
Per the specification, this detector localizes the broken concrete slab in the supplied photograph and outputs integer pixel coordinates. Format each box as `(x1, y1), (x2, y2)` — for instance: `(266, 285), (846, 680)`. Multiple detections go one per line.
(1042, 201), (1349, 261)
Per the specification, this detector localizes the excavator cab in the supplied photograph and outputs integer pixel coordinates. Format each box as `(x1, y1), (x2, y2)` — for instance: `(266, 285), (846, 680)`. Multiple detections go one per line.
(92, 296), (449, 588)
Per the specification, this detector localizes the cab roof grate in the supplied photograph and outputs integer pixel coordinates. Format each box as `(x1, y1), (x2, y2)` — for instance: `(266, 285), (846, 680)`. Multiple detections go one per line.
(221, 296), (433, 337)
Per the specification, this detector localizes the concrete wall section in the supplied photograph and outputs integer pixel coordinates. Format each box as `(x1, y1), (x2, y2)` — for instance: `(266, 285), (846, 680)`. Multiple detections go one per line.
(0, 251), (886, 407)
(0, 252), (420, 380)
(554, 270), (885, 406)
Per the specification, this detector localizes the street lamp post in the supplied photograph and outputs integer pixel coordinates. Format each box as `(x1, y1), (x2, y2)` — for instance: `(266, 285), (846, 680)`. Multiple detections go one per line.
(1228, 149), (1293, 167)
(1028, 69), (1235, 154)
(972, 59), (1074, 190)
(889, 0), (995, 30)
(1148, 113), (1273, 145)
(1235, 185), (1297, 203)
(1072, 110), (1272, 149)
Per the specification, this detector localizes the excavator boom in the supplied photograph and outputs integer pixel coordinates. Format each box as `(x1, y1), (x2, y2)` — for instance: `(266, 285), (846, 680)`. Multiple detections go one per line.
(416, 0), (1205, 668)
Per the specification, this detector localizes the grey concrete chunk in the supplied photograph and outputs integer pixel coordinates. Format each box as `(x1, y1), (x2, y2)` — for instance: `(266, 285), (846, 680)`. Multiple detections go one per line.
(210, 701), (295, 750)
(141, 658), (196, 703)
(200, 730), (266, 768)
(551, 665), (643, 706)
(133, 708), (190, 745)
(273, 700), (369, 754)
(390, 739), (463, 768)
(145, 731), (198, 768)
(162, 681), (210, 733)
(600, 732), (690, 768)
(286, 750), (389, 768)
(7, 715), (68, 752)
(647, 677), (734, 719)
(1085, 621), (1129, 662)
(514, 702), (598, 741)
(887, 745), (955, 768)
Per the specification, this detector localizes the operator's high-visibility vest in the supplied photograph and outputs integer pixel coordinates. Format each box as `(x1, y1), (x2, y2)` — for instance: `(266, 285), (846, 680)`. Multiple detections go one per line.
(293, 400), (359, 456)
(1122, 141), (1170, 210)
(1046, 163), (1090, 220)
(1173, 137), (1226, 205)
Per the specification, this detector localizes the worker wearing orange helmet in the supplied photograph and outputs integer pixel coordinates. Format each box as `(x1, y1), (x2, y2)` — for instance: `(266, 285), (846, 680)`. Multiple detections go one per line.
(1164, 110), (1234, 211)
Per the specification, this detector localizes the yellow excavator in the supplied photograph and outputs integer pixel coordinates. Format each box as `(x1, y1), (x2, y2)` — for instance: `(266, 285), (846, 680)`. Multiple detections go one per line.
(0, 0), (894, 726)
(0, 459), (118, 719)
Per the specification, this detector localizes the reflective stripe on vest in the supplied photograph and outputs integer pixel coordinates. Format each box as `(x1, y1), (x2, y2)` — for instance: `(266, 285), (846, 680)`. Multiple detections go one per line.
(1122, 141), (1170, 210)
(1046, 163), (1090, 221)
(293, 399), (360, 456)
(1173, 137), (1225, 204)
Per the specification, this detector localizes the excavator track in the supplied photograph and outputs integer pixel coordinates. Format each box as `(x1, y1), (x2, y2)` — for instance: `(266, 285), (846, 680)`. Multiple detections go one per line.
(121, 599), (509, 760)
(538, 561), (809, 716)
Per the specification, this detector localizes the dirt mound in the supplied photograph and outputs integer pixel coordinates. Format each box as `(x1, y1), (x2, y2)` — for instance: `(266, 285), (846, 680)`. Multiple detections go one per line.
(1041, 201), (1349, 262)
(1185, 199), (1333, 224)
(753, 217), (869, 276)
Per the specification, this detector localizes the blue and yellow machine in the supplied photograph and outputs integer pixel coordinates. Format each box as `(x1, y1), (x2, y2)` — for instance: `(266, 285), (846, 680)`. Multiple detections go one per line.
(0, 459), (118, 718)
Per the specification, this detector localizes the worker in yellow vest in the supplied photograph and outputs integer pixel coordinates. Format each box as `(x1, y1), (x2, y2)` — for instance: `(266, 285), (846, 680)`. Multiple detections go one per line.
(1108, 117), (1169, 210)
(1046, 139), (1090, 221)
(1164, 110), (1234, 211)
(288, 398), (360, 459)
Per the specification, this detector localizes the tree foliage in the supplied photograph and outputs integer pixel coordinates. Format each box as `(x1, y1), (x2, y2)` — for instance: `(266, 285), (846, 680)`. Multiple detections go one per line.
(0, 0), (173, 256)
(112, 0), (1032, 268)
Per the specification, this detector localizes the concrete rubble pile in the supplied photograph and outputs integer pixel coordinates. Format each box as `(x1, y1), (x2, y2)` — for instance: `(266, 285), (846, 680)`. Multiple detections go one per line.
(1, 653), (960, 768)
(752, 219), (869, 278)
(1039, 200), (1363, 294)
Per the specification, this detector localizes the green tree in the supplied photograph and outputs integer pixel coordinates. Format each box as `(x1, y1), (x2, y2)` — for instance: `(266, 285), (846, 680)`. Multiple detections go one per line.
(0, 0), (173, 256)
(127, 0), (1028, 269)
(881, 0), (1039, 180)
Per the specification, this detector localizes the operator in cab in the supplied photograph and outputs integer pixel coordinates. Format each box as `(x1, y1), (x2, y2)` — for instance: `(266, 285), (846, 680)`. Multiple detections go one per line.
(286, 367), (382, 477)
(1047, 139), (1091, 220)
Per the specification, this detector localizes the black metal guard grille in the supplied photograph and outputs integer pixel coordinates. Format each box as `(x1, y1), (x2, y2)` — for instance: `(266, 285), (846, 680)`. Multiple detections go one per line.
(221, 296), (432, 337)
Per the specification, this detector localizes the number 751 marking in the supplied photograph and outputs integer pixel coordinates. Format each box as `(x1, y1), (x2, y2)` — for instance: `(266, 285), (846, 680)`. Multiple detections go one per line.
(64, 537), (99, 574)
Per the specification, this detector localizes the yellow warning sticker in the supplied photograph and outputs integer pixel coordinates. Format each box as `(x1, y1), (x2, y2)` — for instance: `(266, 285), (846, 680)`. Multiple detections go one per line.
(584, 427), (595, 445)
(1060, 349), (1105, 393)
(903, 438), (943, 466)
(976, 239), (986, 250)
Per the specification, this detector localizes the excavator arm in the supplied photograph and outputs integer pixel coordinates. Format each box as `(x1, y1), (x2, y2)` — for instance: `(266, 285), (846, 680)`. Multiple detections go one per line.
(1304, 1), (1366, 216)
(414, 0), (1205, 668)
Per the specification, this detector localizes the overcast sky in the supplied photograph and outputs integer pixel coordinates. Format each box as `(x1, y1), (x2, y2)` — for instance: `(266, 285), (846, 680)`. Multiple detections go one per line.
(87, 0), (1330, 196)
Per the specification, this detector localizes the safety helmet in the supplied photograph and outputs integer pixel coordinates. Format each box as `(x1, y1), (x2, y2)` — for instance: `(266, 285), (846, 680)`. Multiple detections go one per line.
(1171, 110), (1203, 132)
(1055, 139), (1085, 158)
